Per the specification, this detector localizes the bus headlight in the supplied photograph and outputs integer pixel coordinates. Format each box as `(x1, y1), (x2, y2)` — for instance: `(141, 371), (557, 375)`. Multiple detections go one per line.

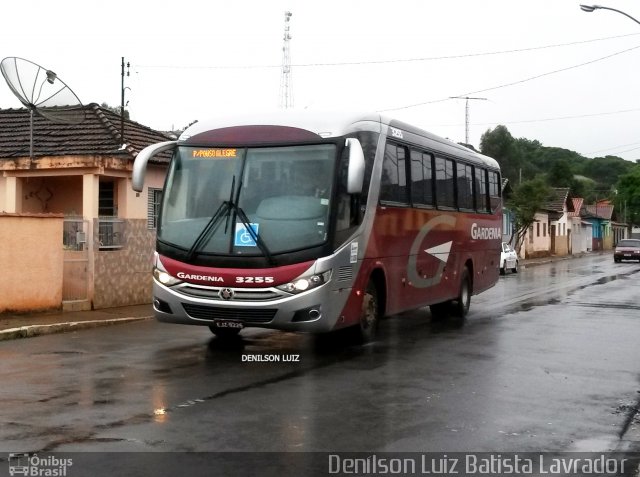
(277, 270), (332, 294)
(153, 267), (182, 287)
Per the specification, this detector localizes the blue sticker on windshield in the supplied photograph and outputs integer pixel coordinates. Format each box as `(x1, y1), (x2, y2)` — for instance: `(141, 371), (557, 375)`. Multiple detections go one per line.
(235, 223), (259, 247)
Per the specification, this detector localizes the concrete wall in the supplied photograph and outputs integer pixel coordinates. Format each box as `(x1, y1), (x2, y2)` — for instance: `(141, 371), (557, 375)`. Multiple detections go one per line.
(0, 213), (63, 313)
(92, 219), (155, 309)
(523, 212), (551, 259)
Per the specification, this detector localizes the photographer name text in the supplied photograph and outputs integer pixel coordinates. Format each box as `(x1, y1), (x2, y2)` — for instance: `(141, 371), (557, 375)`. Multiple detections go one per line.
(328, 454), (628, 475)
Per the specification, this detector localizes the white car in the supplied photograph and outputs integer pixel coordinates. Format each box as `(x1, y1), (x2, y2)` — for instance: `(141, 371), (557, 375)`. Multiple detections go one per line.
(500, 242), (518, 275)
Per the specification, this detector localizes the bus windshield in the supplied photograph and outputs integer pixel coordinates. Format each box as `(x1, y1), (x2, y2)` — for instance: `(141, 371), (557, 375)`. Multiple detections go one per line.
(158, 144), (336, 256)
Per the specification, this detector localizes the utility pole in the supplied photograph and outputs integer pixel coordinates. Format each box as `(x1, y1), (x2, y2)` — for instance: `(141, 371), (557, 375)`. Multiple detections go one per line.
(120, 57), (130, 146)
(449, 96), (487, 144)
(279, 11), (293, 109)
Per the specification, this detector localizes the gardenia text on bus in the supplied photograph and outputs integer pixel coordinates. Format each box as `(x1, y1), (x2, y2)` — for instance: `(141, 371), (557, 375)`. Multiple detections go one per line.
(471, 223), (501, 240)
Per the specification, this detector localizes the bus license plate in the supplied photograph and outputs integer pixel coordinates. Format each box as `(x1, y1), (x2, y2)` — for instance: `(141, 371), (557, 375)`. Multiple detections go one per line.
(212, 319), (243, 329)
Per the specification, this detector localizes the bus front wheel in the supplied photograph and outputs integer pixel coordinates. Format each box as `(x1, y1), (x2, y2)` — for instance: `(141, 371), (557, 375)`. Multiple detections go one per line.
(354, 282), (379, 344)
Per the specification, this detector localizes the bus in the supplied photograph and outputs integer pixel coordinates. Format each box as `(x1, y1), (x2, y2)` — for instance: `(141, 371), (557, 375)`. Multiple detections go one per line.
(132, 111), (502, 342)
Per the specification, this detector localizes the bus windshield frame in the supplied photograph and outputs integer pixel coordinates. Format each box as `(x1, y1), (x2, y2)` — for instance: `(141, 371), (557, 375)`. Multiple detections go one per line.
(157, 143), (338, 261)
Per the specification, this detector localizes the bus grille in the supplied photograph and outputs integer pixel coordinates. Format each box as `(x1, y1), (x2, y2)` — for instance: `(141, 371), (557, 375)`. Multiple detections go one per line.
(175, 284), (283, 301)
(182, 304), (277, 323)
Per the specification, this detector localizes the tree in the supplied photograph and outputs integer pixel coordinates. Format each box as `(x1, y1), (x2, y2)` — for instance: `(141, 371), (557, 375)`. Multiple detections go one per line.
(615, 166), (640, 224)
(480, 125), (522, 185)
(507, 177), (553, 253)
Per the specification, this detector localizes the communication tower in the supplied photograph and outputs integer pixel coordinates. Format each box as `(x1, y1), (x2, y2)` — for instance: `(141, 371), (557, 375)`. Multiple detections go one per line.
(279, 11), (293, 109)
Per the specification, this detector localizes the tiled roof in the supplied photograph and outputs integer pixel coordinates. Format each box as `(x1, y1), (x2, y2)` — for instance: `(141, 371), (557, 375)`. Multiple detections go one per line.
(543, 187), (572, 213)
(0, 103), (173, 163)
(584, 204), (614, 220)
(569, 197), (583, 217)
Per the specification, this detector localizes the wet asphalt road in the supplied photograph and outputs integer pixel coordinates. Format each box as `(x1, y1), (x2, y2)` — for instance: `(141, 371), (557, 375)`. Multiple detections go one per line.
(1, 254), (640, 461)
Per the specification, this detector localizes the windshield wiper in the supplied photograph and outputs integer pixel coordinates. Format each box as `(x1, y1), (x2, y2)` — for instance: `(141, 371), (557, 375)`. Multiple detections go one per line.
(186, 200), (231, 261)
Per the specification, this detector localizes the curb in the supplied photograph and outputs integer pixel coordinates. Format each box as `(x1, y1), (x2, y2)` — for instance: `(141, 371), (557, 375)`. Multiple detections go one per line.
(0, 316), (152, 341)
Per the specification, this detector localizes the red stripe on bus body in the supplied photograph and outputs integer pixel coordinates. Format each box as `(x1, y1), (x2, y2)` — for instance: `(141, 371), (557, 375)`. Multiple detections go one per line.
(159, 255), (314, 287)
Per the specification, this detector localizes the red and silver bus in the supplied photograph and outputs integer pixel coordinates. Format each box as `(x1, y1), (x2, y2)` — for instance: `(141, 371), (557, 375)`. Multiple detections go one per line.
(132, 112), (502, 342)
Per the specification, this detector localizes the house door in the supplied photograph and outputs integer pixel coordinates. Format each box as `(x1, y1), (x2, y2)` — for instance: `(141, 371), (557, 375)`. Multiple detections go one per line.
(550, 224), (556, 254)
(62, 217), (90, 305)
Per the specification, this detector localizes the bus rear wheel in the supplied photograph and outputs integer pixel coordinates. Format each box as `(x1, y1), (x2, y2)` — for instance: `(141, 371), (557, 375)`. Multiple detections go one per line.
(450, 267), (471, 327)
(354, 282), (379, 344)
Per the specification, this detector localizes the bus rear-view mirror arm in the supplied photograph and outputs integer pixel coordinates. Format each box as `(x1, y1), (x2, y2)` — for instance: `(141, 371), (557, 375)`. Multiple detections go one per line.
(132, 141), (178, 192)
(346, 138), (365, 194)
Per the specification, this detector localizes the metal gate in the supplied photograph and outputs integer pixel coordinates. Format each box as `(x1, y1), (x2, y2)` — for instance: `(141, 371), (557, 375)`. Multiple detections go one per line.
(62, 217), (89, 302)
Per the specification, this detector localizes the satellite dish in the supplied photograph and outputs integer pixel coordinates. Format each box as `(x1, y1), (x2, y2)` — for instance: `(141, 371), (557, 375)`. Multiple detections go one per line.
(1, 56), (85, 157)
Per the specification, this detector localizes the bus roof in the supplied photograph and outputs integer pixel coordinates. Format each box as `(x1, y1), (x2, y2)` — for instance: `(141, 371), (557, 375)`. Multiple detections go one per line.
(179, 110), (499, 170)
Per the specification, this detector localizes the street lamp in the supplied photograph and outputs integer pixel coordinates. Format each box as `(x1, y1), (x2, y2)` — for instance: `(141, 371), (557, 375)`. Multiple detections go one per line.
(579, 4), (640, 26)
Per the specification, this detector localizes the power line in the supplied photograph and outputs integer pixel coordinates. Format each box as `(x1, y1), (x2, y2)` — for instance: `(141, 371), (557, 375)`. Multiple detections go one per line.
(431, 107), (640, 128)
(381, 44), (640, 111)
(135, 33), (640, 70)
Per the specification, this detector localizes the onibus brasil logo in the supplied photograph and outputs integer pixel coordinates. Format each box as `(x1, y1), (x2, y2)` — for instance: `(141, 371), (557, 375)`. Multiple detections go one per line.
(8, 453), (72, 476)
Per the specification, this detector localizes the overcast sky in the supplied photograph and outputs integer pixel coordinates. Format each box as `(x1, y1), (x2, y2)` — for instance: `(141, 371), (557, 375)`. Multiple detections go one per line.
(2, 0), (640, 161)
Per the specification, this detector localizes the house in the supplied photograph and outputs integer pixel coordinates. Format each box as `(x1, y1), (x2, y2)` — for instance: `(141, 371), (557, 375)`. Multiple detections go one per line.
(568, 197), (592, 254)
(584, 201), (614, 251)
(543, 187), (573, 256)
(520, 187), (573, 259)
(0, 103), (171, 311)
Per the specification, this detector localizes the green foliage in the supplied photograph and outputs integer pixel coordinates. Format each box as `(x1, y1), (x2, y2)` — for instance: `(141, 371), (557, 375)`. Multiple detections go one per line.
(615, 166), (640, 224)
(507, 177), (553, 250)
(480, 125), (522, 185)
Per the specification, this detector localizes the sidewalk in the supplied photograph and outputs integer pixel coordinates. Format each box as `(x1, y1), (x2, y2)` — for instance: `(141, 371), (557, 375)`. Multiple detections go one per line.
(0, 303), (153, 341)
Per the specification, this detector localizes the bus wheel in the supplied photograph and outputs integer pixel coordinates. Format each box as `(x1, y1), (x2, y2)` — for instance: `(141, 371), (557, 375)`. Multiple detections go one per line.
(451, 267), (471, 326)
(209, 326), (241, 339)
(355, 282), (379, 344)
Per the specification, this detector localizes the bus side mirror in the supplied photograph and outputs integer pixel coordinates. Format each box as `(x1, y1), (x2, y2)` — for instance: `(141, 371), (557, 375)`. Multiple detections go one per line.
(346, 138), (365, 194)
(132, 141), (177, 192)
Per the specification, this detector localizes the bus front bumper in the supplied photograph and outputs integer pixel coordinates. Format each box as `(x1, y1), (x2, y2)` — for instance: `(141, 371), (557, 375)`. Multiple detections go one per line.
(151, 279), (351, 334)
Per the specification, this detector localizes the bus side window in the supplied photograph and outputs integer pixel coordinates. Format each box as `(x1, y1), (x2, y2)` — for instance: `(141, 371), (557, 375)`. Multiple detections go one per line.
(380, 143), (408, 205)
(410, 149), (434, 207)
(474, 168), (489, 213)
(434, 156), (455, 209)
(457, 162), (474, 210)
(488, 170), (501, 212)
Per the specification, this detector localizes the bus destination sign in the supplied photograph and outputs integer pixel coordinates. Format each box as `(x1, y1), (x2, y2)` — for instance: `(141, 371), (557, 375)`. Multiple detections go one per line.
(192, 148), (237, 159)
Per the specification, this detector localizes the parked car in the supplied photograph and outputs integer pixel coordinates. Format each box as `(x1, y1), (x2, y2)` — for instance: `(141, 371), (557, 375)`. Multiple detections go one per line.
(613, 239), (640, 263)
(500, 242), (518, 275)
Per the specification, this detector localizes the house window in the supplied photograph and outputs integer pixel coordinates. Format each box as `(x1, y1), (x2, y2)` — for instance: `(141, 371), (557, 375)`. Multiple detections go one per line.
(148, 188), (163, 229)
(536, 222), (540, 237)
(543, 223), (547, 237)
(98, 181), (116, 216)
(529, 226), (534, 243)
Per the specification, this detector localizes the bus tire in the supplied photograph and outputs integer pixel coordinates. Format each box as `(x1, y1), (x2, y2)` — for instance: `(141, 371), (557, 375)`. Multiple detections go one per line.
(209, 326), (241, 339)
(500, 262), (506, 275)
(451, 267), (471, 326)
(354, 282), (379, 344)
